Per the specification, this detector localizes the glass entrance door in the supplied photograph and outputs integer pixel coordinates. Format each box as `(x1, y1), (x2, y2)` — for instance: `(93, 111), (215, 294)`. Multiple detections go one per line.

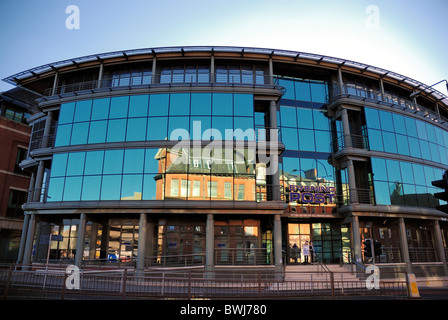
(287, 223), (310, 264)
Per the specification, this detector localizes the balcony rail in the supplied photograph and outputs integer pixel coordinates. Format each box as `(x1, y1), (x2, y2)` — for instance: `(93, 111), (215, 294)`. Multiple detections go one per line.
(328, 83), (448, 128)
(43, 73), (285, 97)
(331, 134), (368, 152)
(339, 188), (375, 205)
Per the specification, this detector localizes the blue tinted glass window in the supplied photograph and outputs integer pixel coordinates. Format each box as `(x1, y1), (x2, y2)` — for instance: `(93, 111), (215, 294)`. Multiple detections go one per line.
(70, 122), (89, 145)
(123, 149), (144, 174)
(426, 123), (436, 142)
(234, 94), (253, 117)
(121, 174), (143, 200)
(170, 93), (190, 116)
(81, 176), (102, 201)
(212, 93), (232, 116)
(439, 145), (448, 164)
(315, 131), (330, 153)
(59, 102), (75, 124)
(280, 106), (297, 127)
(419, 140), (431, 160)
(100, 175), (122, 200)
(395, 134), (410, 156)
(416, 185), (429, 207)
(88, 120), (107, 144)
(386, 159), (401, 182)
(147, 117), (168, 140)
(128, 95), (149, 117)
(63, 176), (83, 201)
(66, 152), (85, 176)
(423, 166), (435, 186)
(73, 100), (92, 123)
(300, 158), (317, 181)
(310, 82), (326, 103)
(54, 124), (72, 147)
(212, 116), (233, 139)
(408, 137), (421, 158)
(392, 113), (406, 135)
(168, 117), (190, 140)
(416, 120), (428, 140)
(298, 129), (315, 152)
(149, 94), (169, 116)
(295, 81), (311, 102)
(367, 129), (383, 151)
(103, 150), (124, 174)
(404, 117), (417, 137)
(382, 132), (397, 153)
(126, 118), (147, 141)
(412, 164), (425, 186)
(403, 184), (417, 206)
(400, 162), (414, 184)
(365, 108), (381, 129)
(371, 158), (388, 181)
(109, 96), (129, 119)
(297, 108), (313, 129)
(106, 119), (126, 142)
(142, 174), (158, 200)
(191, 93), (212, 116)
(429, 143), (440, 163)
(313, 110), (329, 131)
(144, 149), (161, 173)
(91, 98), (110, 120)
(84, 151), (104, 175)
(281, 127), (298, 150)
(47, 177), (64, 202)
(379, 110), (394, 132)
(373, 181), (391, 205)
(190, 116), (212, 140)
(278, 79), (295, 100)
(390, 182), (404, 205)
(51, 153), (68, 177)
(234, 116), (254, 131)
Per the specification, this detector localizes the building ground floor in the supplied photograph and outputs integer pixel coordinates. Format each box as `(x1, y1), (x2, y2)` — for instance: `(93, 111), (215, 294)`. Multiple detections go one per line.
(16, 211), (448, 277)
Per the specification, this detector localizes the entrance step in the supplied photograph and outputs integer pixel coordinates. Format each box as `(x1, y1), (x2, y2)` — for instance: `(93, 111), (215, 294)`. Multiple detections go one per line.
(285, 264), (361, 282)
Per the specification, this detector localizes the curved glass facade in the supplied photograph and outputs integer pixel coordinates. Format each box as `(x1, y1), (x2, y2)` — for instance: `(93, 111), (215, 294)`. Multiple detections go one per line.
(54, 92), (255, 147)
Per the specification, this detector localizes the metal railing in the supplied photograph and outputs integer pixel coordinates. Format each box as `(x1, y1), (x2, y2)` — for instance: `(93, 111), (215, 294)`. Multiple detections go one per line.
(328, 83), (448, 128)
(0, 264), (410, 300)
(44, 74), (284, 97)
(339, 188), (375, 205)
(331, 134), (369, 152)
(214, 248), (273, 266)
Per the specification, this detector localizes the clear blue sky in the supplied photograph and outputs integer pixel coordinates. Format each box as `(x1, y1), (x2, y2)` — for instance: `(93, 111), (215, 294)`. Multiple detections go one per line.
(1, 0), (447, 94)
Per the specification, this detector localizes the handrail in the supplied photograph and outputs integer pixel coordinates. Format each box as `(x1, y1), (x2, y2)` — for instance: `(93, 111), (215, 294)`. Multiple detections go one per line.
(43, 73), (285, 97)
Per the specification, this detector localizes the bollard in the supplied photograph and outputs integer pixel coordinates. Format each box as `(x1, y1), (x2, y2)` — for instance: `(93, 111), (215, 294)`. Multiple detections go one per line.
(406, 273), (420, 298)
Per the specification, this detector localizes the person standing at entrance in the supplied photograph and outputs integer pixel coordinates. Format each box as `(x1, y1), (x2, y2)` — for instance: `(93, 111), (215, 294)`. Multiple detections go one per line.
(302, 241), (310, 264)
(291, 243), (300, 264)
(309, 241), (315, 263)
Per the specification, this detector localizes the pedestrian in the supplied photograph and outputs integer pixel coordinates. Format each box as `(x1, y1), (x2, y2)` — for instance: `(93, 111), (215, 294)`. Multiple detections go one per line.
(302, 241), (309, 264)
(291, 243), (299, 264)
(309, 241), (315, 263)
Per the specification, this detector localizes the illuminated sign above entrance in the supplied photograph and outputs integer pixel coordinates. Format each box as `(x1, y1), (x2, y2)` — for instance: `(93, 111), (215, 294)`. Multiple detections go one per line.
(288, 185), (336, 204)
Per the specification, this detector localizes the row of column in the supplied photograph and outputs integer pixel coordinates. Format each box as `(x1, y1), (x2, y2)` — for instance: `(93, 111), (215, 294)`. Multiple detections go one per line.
(17, 212), (285, 275)
(350, 216), (448, 276)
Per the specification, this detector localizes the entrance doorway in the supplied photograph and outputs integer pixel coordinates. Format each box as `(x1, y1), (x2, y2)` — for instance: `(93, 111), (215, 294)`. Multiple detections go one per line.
(287, 224), (310, 264)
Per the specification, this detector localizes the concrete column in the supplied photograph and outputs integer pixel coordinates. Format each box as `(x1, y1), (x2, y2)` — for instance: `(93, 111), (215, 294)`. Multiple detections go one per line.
(268, 57), (274, 85)
(205, 214), (215, 277)
(433, 220), (448, 276)
(137, 213), (148, 271)
(341, 108), (352, 148)
(398, 217), (412, 274)
(75, 214), (87, 267)
(33, 161), (45, 202)
(351, 216), (362, 266)
(22, 214), (36, 268)
(42, 111), (53, 148)
(346, 159), (358, 204)
(52, 71), (59, 95)
(379, 77), (385, 100)
(274, 214), (283, 275)
(16, 213), (30, 264)
(337, 67), (344, 94)
(151, 57), (157, 84)
(97, 63), (104, 88)
(210, 55), (215, 83)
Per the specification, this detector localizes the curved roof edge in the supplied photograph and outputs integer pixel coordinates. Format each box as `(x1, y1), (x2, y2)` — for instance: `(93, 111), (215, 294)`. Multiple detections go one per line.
(3, 45), (448, 106)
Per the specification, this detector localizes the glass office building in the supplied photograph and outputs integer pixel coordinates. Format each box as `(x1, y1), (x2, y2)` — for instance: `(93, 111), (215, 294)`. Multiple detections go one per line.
(5, 46), (447, 276)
